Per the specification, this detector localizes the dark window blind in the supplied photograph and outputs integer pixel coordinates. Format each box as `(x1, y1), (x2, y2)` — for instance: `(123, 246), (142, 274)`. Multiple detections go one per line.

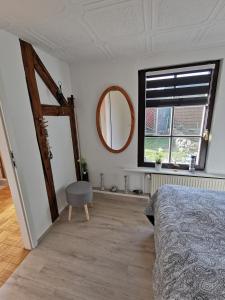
(145, 68), (214, 107)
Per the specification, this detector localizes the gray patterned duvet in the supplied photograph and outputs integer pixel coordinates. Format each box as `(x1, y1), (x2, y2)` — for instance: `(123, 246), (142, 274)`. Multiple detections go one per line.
(147, 185), (225, 300)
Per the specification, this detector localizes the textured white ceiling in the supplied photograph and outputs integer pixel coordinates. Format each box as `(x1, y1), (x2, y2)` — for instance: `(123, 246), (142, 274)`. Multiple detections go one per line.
(1, 0), (225, 63)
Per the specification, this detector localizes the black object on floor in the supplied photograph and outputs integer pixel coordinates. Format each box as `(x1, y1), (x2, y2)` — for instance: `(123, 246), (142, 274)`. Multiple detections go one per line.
(146, 215), (154, 226)
(133, 189), (143, 195)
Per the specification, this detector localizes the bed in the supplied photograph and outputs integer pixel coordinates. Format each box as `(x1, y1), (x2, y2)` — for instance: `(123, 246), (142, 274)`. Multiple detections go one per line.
(146, 184), (225, 300)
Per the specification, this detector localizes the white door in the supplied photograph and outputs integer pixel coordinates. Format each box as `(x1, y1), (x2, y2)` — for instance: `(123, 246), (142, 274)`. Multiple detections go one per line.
(0, 104), (33, 249)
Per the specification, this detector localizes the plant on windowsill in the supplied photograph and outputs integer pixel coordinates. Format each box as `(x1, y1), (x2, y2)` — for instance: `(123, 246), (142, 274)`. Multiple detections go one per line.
(155, 148), (163, 171)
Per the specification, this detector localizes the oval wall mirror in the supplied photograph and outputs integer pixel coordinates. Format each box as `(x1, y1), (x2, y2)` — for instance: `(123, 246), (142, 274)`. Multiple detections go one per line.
(96, 86), (135, 153)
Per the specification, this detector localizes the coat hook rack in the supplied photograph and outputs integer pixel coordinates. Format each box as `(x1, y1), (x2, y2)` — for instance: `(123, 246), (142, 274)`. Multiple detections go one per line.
(56, 81), (64, 105)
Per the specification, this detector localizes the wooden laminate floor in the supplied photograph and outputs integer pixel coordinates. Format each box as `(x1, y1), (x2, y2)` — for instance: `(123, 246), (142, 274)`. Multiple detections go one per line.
(0, 186), (29, 287)
(0, 194), (155, 300)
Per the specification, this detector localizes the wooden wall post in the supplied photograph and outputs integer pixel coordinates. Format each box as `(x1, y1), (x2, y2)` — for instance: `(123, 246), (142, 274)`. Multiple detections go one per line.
(68, 96), (81, 180)
(20, 40), (81, 222)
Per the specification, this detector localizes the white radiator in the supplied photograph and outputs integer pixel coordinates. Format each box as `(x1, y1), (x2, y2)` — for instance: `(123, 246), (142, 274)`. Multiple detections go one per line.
(150, 174), (225, 195)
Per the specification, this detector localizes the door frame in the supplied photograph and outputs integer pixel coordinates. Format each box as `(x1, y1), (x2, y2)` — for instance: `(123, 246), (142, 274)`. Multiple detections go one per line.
(0, 103), (33, 249)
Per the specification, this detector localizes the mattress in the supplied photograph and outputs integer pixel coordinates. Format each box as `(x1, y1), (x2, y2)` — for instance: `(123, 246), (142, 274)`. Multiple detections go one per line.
(148, 184), (225, 300)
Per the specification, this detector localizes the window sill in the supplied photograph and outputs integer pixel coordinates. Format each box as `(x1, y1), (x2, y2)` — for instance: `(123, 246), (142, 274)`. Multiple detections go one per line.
(124, 167), (225, 179)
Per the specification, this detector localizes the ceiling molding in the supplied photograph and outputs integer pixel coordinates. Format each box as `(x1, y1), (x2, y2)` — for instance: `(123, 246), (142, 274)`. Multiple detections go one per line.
(1, 0), (225, 62)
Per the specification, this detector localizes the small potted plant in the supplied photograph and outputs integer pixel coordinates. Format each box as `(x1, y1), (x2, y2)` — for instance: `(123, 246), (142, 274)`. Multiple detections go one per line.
(155, 148), (163, 171)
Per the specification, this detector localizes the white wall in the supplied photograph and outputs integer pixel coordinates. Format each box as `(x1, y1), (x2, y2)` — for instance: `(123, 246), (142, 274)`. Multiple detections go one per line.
(46, 116), (76, 213)
(0, 30), (75, 245)
(71, 46), (225, 191)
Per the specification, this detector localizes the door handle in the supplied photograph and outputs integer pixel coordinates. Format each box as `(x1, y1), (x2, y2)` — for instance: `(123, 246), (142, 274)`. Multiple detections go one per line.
(203, 129), (209, 141)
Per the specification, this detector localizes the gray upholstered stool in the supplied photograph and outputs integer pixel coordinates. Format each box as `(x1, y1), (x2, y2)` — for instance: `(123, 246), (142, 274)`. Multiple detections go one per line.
(66, 181), (93, 221)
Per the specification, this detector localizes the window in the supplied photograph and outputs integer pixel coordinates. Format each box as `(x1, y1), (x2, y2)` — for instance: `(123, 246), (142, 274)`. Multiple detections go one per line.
(138, 61), (220, 170)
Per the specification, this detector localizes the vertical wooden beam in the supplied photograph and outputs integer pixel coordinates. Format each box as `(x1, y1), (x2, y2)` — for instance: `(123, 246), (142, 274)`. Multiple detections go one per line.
(0, 155), (6, 179)
(20, 39), (81, 221)
(20, 40), (59, 222)
(68, 96), (81, 181)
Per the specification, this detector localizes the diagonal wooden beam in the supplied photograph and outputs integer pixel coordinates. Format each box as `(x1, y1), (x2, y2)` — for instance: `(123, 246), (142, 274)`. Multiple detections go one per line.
(33, 50), (68, 106)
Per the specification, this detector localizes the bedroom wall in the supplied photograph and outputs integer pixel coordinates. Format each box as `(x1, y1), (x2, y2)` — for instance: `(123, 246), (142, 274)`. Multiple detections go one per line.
(0, 29), (75, 245)
(70, 46), (225, 191)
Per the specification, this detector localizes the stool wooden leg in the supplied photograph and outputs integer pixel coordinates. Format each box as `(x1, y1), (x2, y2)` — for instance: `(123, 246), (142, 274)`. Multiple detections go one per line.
(84, 204), (90, 221)
(68, 205), (73, 221)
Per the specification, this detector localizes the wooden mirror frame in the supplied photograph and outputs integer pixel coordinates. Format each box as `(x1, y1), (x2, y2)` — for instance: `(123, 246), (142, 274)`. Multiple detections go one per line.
(96, 86), (135, 153)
